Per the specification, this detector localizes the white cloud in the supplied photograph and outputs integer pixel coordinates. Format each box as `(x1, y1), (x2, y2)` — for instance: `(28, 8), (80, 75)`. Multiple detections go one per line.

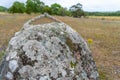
(80, 0), (120, 11)
(0, 0), (120, 11)
(41, 0), (80, 8)
(0, 0), (26, 8)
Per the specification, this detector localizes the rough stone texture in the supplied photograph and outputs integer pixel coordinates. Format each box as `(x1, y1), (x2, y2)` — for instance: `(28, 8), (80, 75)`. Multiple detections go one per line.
(0, 13), (99, 80)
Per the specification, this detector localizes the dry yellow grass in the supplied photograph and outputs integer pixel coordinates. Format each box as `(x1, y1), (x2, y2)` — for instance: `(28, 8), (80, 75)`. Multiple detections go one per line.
(31, 17), (55, 25)
(89, 16), (120, 21)
(0, 14), (120, 80)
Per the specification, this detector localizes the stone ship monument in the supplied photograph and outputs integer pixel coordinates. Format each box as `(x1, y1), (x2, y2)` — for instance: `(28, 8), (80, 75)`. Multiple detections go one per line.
(0, 13), (99, 80)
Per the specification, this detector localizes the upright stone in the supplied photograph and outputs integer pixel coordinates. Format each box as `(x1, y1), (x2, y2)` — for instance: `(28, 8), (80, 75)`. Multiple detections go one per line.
(0, 13), (99, 80)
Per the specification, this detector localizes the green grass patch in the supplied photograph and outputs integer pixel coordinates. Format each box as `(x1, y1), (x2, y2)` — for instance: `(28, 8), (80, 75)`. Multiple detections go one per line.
(99, 69), (108, 80)
(0, 51), (5, 61)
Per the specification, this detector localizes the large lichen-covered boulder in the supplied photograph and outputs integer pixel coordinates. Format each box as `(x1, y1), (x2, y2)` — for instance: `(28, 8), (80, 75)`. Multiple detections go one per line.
(0, 14), (99, 80)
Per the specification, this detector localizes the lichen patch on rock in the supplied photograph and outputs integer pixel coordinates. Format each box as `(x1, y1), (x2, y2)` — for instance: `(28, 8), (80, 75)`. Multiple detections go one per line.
(0, 13), (99, 80)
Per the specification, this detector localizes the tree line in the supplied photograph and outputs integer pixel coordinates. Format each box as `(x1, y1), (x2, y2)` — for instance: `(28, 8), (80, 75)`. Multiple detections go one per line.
(86, 11), (120, 16)
(1, 0), (120, 17)
(7, 0), (85, 17)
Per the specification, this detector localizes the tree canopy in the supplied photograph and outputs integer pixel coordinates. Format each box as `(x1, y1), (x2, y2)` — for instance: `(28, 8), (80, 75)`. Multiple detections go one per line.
(43, 5), (51, 14)
(51, 3), (62, 15)
(1, 1), (120, 17)
(26, 0), (45, 14)
(9, 1), (25, 13)
(70, 3), (85, 17)
(8, 0), (86, 17)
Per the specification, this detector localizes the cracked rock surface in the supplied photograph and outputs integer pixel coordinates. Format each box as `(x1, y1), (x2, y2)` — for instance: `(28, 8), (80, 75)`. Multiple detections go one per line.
(0, 14), (99, 80)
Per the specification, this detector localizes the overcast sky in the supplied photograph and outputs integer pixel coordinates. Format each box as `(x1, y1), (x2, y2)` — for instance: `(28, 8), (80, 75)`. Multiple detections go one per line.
(0, 0), (120, 12)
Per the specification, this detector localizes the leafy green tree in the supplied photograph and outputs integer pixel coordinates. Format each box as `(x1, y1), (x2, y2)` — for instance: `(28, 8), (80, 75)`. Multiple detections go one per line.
(26, 0), (45, 14)
(65, 10), (72, 16)
(26, 0), (34, 14)
(70, 3), (85, 17)
(33, 0), (45, 13)
(58, 7), (66, 16)
(57, 7), (71, 16)
(9, 1), (25, 13)
(43, 5), (51, 14)
(51, 3), (62, 15)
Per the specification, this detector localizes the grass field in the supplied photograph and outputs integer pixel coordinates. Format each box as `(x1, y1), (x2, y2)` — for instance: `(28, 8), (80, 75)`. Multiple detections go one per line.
(0, 13), (120, 80)
(89, 16), (120, 21)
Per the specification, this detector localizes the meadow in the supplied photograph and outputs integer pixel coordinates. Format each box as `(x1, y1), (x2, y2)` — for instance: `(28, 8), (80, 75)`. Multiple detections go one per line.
(0, 13), (120, 80)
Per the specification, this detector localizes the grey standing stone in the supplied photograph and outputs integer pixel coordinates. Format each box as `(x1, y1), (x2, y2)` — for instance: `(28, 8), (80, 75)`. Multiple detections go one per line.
(0, 13), (99, 80)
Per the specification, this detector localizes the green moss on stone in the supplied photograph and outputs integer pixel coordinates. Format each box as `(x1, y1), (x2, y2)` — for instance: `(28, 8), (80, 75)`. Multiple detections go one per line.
(0, 51), (5, 61)
(70, 61), (76, 68)
(66, 37), (76, 51)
